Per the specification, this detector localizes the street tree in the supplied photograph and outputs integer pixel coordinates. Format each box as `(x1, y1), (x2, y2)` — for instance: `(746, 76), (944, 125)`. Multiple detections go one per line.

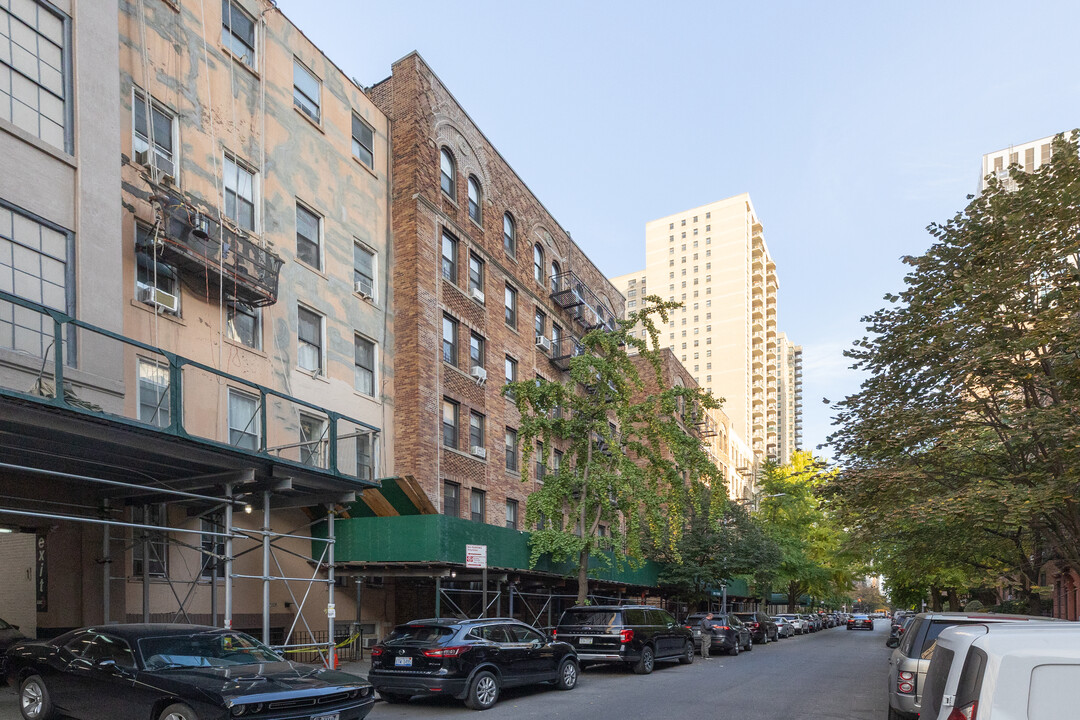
(504, 295), (724, 604)
(828, 131), (1080, 603)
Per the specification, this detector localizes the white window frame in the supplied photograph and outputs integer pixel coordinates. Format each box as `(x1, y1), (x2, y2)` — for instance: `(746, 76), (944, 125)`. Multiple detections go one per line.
(351, 112), (374, 169)
(137, 358), (171, 428)
(297, 304), (325, 375)
(132, 88), (177, 179)
(221, 0), (257, 68)
(354, 333), (376, 397)
(353, 240), (377, 302)
(295, 200), (322, 271)
(292, 58), (322, 123)
(227, 387), (261, 451)
(225, 301), (261, 350)
(223, 151), (257, 232)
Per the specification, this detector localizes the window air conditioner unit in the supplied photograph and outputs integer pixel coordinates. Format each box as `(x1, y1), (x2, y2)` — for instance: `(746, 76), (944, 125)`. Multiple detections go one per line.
(470, 287), (485, 303)
(361, 637), (377, 650)
(471, 446), (487, 459)
(535, 335), (552, 352)
(134, 149), (150, 166)
(354, 278), (373, 299)
(137, 286), (179, 313)
(470, 365), (487, 384)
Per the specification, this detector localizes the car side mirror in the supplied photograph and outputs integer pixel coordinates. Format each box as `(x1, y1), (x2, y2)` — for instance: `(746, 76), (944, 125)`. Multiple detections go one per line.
(886, 637), (900, 648)
(531, 640), (542, 649)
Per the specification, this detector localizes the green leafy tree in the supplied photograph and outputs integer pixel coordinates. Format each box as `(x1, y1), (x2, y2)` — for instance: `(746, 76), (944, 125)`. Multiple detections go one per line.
(828, 131), (1080, 608)
(504, 296), (724, 603)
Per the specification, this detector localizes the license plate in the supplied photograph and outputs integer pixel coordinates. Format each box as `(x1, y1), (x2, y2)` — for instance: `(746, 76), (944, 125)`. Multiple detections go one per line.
(312, 715), (339, 720)
(394, 656), (413, 667)
(579, 637), (593, 645)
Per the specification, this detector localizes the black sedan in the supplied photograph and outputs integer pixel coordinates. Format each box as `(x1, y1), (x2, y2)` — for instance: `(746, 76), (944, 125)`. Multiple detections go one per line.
(685, 613), (753, 656)
(0, 617), (27, 668)
(368, 617), (579, 710)
(847, 613), (874, 630)
(3, 623), (374, 720)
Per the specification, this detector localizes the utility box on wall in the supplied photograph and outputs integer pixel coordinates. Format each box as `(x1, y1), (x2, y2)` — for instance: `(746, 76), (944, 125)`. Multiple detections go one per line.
(0, 533), (36, 638)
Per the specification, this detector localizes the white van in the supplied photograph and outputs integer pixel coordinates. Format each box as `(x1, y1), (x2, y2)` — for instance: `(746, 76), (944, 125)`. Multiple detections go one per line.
(922, 622), (1080, 720)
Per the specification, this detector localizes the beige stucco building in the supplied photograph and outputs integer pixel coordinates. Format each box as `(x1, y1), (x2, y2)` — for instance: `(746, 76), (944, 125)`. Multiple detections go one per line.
(613, 193), (779, 469)
(979, 133), (1059, 193)
(777, 332), (802, 466)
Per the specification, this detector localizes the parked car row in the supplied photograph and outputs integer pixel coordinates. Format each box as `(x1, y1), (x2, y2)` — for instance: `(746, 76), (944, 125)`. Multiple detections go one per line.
(884, 611), (1071, 720)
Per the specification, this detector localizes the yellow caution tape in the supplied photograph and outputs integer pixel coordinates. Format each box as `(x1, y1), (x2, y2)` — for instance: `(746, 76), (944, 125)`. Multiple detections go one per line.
(281, 632), (362, 654)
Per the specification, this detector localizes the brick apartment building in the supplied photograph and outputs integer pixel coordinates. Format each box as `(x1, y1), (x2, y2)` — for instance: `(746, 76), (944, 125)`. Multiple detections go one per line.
(368, 52), (623, 528)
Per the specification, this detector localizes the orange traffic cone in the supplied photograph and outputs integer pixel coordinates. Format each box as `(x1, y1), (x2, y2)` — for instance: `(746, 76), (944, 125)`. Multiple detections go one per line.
(331, 649), (339, 669)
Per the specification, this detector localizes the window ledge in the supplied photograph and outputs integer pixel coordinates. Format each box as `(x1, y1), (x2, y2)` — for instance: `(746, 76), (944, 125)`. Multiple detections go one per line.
(443, 361), (480, 385)
(443, 446), (483, 463)
(468, 216), (483, 232)
(223, 336), (266, 358)
(0, 118), (75, 166)
(294, 106), (325, 134)
(130, 298), (185, 325)
(441, 193), (460, 210)
(352, 154), (379, 179)
(353, 290), (379, 308)
(296, 259), (328, 280)
(221, 45), (260, 80)
(295, 367), (331, 384)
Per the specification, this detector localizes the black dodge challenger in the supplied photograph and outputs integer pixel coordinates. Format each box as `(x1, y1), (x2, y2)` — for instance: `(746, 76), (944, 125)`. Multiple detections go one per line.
(3, 624), (374, 720)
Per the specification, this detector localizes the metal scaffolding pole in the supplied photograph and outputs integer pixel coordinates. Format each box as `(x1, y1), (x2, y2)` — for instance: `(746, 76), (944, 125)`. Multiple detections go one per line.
(224, 484), (233, 629)
(327, 511), (335, 668)
(101, 499), (109, 625)
(262, 490), (271, 645)
(142, 504), (150, 623)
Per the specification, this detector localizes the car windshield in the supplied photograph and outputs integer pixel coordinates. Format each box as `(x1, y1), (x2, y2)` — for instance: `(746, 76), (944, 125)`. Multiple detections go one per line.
(559, 610), (619, 627)
(383, 625), (456, 645)
(0, 618), (11, 630)
(139, 631), (283, 669)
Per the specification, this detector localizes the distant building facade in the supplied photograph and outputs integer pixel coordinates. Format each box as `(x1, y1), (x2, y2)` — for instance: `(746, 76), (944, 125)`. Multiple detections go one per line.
(777, 332), (803, 465)
(979, 134), (1059, 193)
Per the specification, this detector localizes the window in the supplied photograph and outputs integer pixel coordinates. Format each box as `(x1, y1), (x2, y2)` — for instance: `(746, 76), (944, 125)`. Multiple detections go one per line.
(471, 489), (486, 523)
(442, 314), (458, 366)
(470, 411), (485, 452)
(351, 114), (374, 168)
(505, 427), (518, 471)
(132, 505), (168, 577)
(467, 176), (482, 224)
(224, 153), (256, 231)
(137, 359), (170, 428)
(505, 499), (518, 530)
(299, 413), (327, 468)
(297, 305), (323, 373)
(469, 331), (484, 368)
(135, 224), (179, 310)
(504, 284), (517, 327)
(0, 203), (71, 358)
(442, 398), (459, 448)
(550, 260), (560, 291)
(443, 481), (460, 517)
(535, 441), (546, 480)
(356, 433), (373, 482)
(200, 514), (225, 578)
(295, 202), (321, 268)
(440, 147), (456, 197)
(553, 449), (562, 472)
(468, 252), (484, 295)
(552, 323), (562, 347)
(226, 302), (260, 348)
(227, 388), (260, 450)
(354, 335), (375, 396)
(133, 90), (175, 177)
(504, 355), (517, 397)
(503, 213), (516, 255)
(441, 230), (457, 283)
(534, 309), (546, 339)
(221, 0), (255, 67)
(0, 0), (66, 150)
(533, 244), (544, 285)
(292, 59), (321, 123)
(354, 242), (375, 299)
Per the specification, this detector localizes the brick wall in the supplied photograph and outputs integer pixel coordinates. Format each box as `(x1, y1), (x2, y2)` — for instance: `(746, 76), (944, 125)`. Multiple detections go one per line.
(371, 52), (622, 531)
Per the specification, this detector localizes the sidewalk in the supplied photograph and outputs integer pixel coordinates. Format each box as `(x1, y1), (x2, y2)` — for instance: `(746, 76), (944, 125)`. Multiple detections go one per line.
(336, 657), (371, 678)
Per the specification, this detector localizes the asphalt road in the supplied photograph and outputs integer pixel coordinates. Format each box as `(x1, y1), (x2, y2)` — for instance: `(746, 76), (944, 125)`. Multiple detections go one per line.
(0, 620), (890, 719)
(369, 619), (890, 719)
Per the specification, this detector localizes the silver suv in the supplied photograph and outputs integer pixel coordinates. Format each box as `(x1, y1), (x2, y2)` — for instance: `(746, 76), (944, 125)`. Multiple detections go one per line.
(886, 611), (1061, 720)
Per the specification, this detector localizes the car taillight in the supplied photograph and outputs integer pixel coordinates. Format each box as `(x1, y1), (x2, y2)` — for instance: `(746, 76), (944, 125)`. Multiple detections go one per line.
(551, 630), (557, 639)
(370, 646), (384, 657)
(619, 629), (634, 643)
(752, 623), (760, 628)
(897, 671), (916, 694)
(716, 626), (730, 631)
(947, 702), (977, 720)
(683, 625), (692, 630)
(423, 645), (469, 658)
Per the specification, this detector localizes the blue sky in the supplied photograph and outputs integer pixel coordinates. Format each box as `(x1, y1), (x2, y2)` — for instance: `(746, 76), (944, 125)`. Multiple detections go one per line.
(279, 0), (1079, 457)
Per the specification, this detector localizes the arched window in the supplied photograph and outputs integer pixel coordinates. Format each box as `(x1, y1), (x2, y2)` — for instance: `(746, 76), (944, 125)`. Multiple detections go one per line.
(467, 176), (482, 224)
(503, 213), (516, 256)
(550, 260), (560, 290)
(533, 244), (544, 285)
(440, 148), (455, 197)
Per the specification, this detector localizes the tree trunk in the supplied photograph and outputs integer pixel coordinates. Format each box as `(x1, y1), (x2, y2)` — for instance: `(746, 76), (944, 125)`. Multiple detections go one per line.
(930, 586), (943, 612)
(787, 581), (798, 613)
(577, 549), (590, 604)
(946, 588), (961, 611)
(1025, 589), (1044, 616)
(576, 441), (593, 605)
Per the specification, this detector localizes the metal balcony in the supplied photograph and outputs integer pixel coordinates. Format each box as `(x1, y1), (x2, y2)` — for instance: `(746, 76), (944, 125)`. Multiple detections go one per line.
(550, 271), (589, 309)
(145, 184), (284, 307)
(550, 335), (585, 370)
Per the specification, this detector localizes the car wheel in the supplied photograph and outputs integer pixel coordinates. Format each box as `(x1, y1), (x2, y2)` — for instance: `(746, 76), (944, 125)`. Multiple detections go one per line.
(158, 703), (200, 720)
(887, 705), (910, 720)
(632, 645), (655, 675)
(19, 675), (55, 720)
(380, 692), (411, 704)
(729, 641), (739, 656)
(555, 658), (578, 690)
(745, 636), (753, 651)
(678, 640), (695, 664)
(465, 671), (499, 711)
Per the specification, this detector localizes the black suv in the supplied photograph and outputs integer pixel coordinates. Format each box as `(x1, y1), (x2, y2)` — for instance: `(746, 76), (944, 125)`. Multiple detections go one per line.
(733, 612), (779, 643)
(685, 612), (753, 655)
(368, 617), (579, 710)
(554, 605), (695, 674)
